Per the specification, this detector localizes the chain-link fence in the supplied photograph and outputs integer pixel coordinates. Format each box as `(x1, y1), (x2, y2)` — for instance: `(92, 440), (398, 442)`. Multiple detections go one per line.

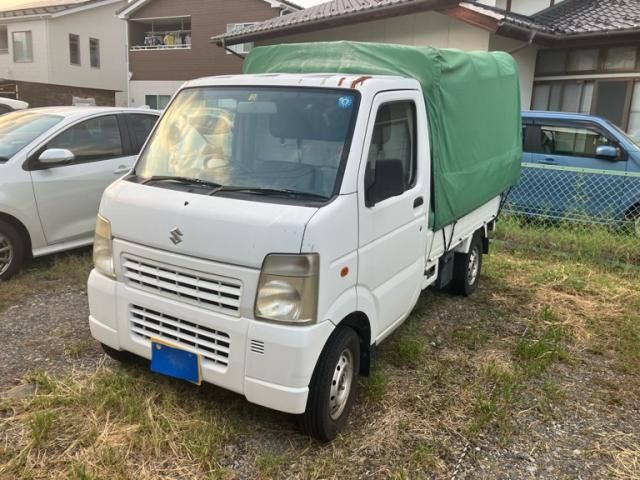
(497, 163), (640, 266)
(504, 163), (640, 234)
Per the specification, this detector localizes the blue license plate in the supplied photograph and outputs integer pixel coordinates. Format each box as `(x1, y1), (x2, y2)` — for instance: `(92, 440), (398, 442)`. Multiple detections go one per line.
(150, 340), (201, 385)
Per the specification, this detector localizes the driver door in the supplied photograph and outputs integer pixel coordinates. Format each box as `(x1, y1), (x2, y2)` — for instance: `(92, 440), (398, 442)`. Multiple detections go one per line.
(28, 114), (135, 245)
(357, 91), (428, 342)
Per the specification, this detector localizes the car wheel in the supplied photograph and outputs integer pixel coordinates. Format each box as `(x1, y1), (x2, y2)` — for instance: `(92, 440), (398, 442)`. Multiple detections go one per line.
(450, 233), (483, 297)
(0, 219), (26, 281)
(302, 326), (360, 442)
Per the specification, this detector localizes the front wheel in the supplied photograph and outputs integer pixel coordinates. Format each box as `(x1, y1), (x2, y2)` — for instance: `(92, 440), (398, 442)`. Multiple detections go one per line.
(450, 233), (483, 296)
(302, 326), (360, 441)
(0, 220), (26, 282)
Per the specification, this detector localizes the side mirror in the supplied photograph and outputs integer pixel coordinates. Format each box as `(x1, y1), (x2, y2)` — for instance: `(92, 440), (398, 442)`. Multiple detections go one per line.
(596, 145), (619, 160)
(38, 148), (75, 165)
(365, 158), (405, 207)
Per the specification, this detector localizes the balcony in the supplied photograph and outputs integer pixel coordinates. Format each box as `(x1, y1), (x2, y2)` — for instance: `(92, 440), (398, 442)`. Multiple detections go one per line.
(129, 17), (191, 52)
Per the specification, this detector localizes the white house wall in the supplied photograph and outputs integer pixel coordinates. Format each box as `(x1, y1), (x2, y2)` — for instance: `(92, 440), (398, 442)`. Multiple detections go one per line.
(492, 0), (568, 15)
(257, 12), (491, 51)
(0, 20), (50, 84)
(128, 80), (185, 108)
(48, 1), (127, 94)
(489, 34), (537, 109)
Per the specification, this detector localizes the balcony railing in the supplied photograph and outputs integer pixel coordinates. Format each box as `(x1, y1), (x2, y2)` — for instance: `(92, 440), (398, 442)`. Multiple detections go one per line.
(130, 29), (192, 51)
(131, 44), (191, 51)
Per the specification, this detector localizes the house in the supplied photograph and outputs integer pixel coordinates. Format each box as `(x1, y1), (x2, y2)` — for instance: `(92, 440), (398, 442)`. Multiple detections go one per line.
(212, 0), (640, 141)
(117, 0), (300, 109)
(0, 0), (129, 107)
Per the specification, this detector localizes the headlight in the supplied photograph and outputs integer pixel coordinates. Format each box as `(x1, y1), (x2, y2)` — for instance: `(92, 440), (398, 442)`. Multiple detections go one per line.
(255, 254), (319, 324)
(93, 214), (115, 279)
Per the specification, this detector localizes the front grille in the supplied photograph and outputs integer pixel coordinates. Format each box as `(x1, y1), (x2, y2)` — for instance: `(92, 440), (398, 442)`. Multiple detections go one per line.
(130, 305), (230, 366)
(122, 255), (242, 316)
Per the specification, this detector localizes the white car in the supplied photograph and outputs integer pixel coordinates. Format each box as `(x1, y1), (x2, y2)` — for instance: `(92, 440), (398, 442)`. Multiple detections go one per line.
(0, 97), (29, 115)
(0, 107), (159, 280)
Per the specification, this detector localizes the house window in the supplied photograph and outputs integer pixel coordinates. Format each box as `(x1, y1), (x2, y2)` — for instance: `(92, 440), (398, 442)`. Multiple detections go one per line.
(627, 82), (640, 141)
(90, 38), (100, 68)
(0, 26), (8, 54)
(536, 46), (640, 76)
(225, 23), (257, 54)
(69, 34), (80, 65)
(567, 49), (599, 73)
(531, 81), (593, 114)
(536, 49), (567, 75)
(12, 31), (33, 62)
(604, 46), (637, 71)
(144, 94), (171, 110)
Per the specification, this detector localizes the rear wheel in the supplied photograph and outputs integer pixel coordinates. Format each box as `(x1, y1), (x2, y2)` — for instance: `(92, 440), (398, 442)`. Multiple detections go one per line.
(450, 233), (483, 296)
(302, 326), (360, 442)
(0, 220), (26, 282)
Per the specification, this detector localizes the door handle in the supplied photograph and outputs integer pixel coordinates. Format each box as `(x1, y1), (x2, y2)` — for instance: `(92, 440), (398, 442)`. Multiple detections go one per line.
(413, 196), (424, 208)
(113, 165), (130, 174)
(539, 158), (557, 165)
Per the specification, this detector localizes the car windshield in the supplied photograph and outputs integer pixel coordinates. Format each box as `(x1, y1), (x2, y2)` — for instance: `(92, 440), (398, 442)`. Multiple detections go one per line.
(605, 119), (640, 149)
(135, 86), (360, 200)
(0, 111), (63, 162)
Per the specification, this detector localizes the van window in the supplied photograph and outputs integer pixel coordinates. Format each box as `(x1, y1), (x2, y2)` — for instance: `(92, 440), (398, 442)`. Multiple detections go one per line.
(363, 101), (417, 206)
(366, 102), (417, 191)
(126, 114), (158, 153)
(48, 115), (123, 162)
(540, 124), (613, 158)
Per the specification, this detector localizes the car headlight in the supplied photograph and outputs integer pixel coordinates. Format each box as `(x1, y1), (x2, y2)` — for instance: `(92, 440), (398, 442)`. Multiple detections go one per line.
(93, 214), (115, 279)
(255, 254), (319, 324)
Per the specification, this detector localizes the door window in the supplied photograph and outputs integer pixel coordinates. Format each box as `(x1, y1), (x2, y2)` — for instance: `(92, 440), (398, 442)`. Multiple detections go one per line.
(47, 115), (123, 163)
(539, 124), (613, 158)
(365, 101), (416, 205)
(126, 114), (158, 153)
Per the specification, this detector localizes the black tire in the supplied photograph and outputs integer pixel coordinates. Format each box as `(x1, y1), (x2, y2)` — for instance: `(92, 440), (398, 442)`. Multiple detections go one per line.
(0, 219), (26, 282)
(101, 343), (137, 364)
(302, 326), (360, 442)
(450, 233), (483, 297)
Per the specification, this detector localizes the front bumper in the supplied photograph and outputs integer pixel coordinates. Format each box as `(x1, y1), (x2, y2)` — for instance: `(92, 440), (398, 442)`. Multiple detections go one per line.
(88, 269), (334, 414)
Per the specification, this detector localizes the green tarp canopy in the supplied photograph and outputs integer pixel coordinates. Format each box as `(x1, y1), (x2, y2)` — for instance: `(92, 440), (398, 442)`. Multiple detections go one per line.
(243, 41), (522, 230)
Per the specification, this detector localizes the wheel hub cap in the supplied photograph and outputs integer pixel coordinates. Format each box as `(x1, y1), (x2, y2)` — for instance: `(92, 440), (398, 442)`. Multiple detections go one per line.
(0, 234), (13, 277)
(329, 349), (354, 420)
(467, 247), (480, 286)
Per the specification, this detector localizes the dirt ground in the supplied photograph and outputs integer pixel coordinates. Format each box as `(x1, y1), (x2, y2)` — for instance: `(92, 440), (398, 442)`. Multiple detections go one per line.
(0, 241), (639, 479)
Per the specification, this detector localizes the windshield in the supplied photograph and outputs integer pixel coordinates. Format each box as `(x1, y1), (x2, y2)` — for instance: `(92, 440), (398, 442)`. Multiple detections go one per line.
(135, 86), (360, 199)
(606, 119), (640, 149)
(0, 111), (63, 162)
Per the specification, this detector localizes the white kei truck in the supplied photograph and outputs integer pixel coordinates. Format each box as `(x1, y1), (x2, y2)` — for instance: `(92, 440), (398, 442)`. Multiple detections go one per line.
(88, 42), (522, 441)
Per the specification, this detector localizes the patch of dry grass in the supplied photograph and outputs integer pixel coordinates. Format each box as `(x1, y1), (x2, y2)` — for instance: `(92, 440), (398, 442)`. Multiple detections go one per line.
(0, 248), (92, 312)
(1, 237), (639, 478)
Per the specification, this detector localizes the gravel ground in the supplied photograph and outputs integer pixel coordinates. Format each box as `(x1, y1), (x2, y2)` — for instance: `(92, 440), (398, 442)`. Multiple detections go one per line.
(0, 249), (638, 479)
(0, 285), (101, 390)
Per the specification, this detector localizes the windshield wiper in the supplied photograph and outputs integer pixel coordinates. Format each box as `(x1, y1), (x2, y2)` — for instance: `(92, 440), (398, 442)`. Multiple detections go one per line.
(139, 176), (222, 189)
(208, 186), (328, 201)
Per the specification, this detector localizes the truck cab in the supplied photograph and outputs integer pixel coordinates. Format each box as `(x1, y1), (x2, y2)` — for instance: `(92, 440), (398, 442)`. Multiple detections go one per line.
(89, 73), (504, 440)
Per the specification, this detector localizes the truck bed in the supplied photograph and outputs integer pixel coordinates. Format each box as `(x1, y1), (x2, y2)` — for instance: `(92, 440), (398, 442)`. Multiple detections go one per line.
(427, 195), (501, 265)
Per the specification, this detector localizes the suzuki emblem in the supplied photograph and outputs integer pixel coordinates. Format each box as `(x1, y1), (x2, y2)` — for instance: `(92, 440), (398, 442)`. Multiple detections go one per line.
(170, 228), (183, 245)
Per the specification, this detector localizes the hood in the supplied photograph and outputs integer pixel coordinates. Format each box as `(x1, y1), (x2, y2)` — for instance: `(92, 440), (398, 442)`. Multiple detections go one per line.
(101, 180), (318, 269)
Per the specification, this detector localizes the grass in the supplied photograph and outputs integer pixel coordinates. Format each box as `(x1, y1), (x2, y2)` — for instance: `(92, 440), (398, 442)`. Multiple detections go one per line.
(0, 223), (639, 478)
(0, 248), (92, 312)
(495, 215), (640, 266)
